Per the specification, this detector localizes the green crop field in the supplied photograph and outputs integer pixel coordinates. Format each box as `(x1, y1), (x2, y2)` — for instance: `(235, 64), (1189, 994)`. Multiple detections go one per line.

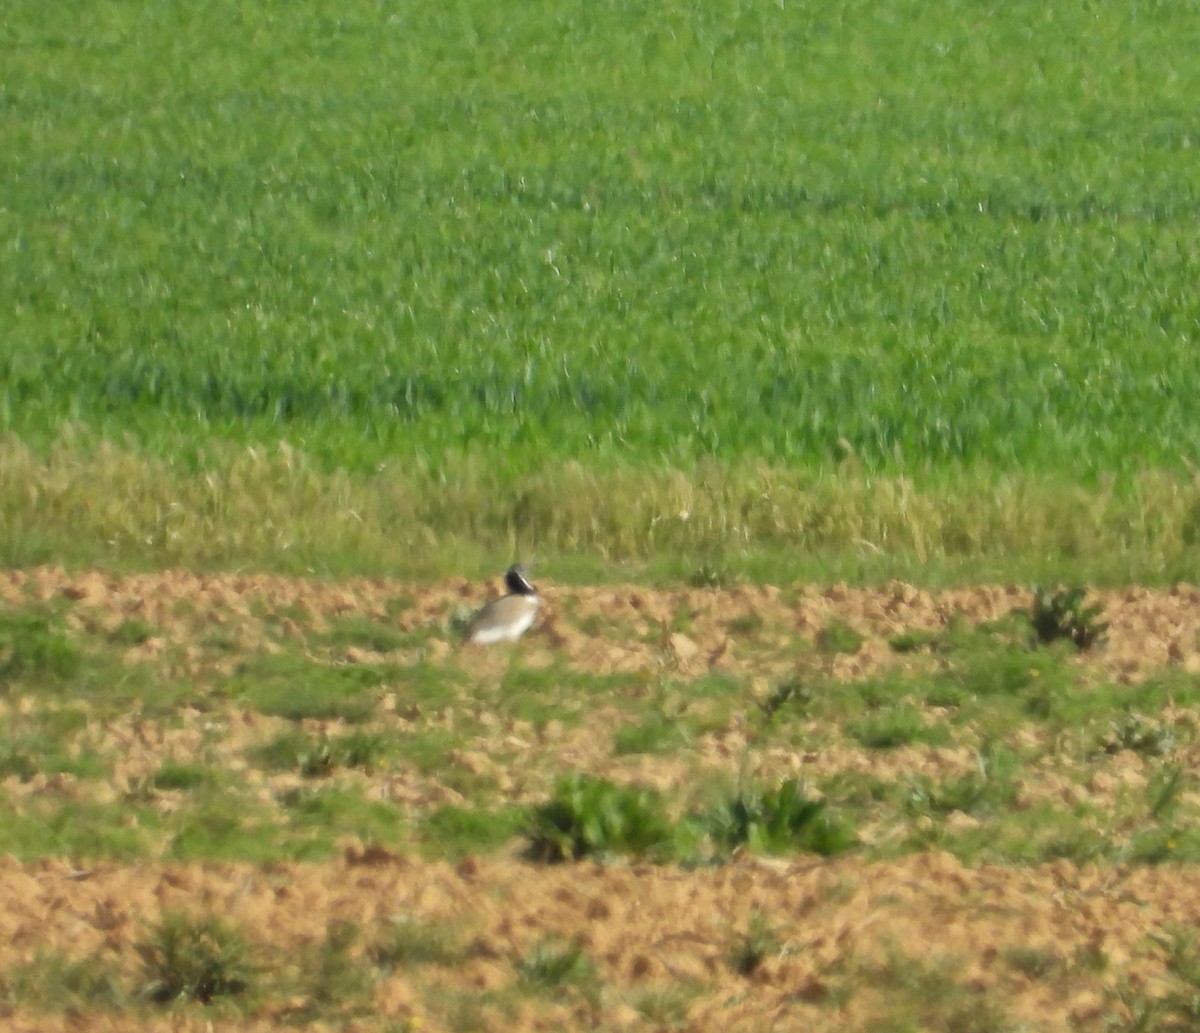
(3, 0), (1200, 580)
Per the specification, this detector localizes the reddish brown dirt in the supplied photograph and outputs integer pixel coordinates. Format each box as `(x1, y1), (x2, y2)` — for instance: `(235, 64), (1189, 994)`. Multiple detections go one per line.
(2, 568), (1200, 1031)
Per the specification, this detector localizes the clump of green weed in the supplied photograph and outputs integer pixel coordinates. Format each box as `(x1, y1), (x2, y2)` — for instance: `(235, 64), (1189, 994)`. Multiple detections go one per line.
(135, 912), (256, 1005)
(612, 714), (691, 756)
(706, 780), (856, 857)
(318, 615), (414, 653)
(627, 982), (700, 1026)
(688, 562), (738, 589)
(107, 618), (158, 646)
(254, 729), (386, 777)
(728, 909), (781, 976)
(816, 620), (865, 655)
(1124, 928), (1200, 1030)
(725, 611), (765, 636)
(226, 653), (384, 722)
(369, 915), (466, 969)
(888, 630), (939, 653)
(525, 775), (675, 862)
(1028, 586), (1107, 650)
(1097, 712), (1176, 758)
(756, 676), (812, 721)
(152, 762), (216, 791)
(420, 804), (527, 858)
(516, 938), (597, 993)
(0, 608), (81, 688)
(849, 704), (944, 749)
(904, 746), (1019, 817)
(289, 921), (373, 1023)
(3, 950), (126, 1011)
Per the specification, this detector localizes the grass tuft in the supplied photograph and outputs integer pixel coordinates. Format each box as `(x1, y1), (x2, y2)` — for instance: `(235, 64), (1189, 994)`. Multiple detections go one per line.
(525, 775), (675, 863)
(135, 912), (256, 1005)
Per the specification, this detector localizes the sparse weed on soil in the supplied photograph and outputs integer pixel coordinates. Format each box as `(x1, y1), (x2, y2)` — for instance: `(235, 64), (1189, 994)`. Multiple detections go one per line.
(135, 913), (257, 1006)
(3, 571), (1200, 1031)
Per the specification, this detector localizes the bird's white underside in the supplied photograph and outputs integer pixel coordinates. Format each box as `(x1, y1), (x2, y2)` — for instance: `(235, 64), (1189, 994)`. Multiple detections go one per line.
(466, 600), (538, 644)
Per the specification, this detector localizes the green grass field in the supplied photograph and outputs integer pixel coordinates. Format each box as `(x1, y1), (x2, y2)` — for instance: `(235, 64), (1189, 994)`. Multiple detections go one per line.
(3, 0), (1200, 579)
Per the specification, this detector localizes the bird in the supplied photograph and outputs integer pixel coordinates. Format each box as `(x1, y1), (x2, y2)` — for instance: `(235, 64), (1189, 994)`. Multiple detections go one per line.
(463, 564), (539, 644)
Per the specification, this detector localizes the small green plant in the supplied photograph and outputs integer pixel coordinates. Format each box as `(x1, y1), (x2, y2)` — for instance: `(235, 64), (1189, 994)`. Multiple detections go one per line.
(1028, 585), (1107, 650)
(2, 950), (126, 1011)
(516, 938), (596, 992)
(728, 909), (781, 976)
(725, 611), (764, 636)
(525, 775), (675, 862)
(706, 780), (856, 857)
(369, 915), (466, 969)
(291, 921), (373, 1023)
(319, 615), (414, 653)
(688, 562), (737, 589)
(107, 618), (159, 646)
(135, 912), (256, 1005)
(1097, 712), (1176, 758)
(756, 677), (812, 721)
(1134, 928), (1200, 1030)
(255, 729), (387, 777)
(848, 704), (941, 749)
(889, 630), (939, 653)
(0, 608), (81, 687)
(816, 620), (865, 655)
(152, 762), (216, 791)
(627, 982), (699, 1027)
(904, 745), (1019, 817)
(1002, 945), (1063, 980)
(1149, 765), (1186, 819)
(420, 805), (528, 858)
(613, 714), (690, 756)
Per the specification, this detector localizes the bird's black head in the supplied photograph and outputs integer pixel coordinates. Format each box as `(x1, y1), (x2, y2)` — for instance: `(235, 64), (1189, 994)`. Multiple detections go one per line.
(504, 565), (536, 596)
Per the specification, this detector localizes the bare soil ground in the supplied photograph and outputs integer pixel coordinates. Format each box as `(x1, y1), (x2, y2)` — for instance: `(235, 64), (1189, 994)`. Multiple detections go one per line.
(3, 568), (1200, 1031)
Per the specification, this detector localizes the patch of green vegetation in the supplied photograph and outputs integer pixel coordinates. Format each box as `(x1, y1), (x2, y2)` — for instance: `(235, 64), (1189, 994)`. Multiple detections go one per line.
(317, 615), (422, 654)
(525, 775), (677, 863)
(2, 949), (127, 1013)
(725, 611), (765, 637)
(756, 676), (814, 723)
(0, 607), (81, 689)
(224, 652), (383, 722)
(1028, 585), (1108, 650)
(904, 746), (1020, 817)
(106, 618), (159, 647)
(612, 714), (692, 756)
(1095, 712), (1179, 759)
(252, 728), (388, 777)
(0, 723), (107, 781)
(285, 921), (374, 1025)
(688, 563), (739, 590)
(848, 704), (946, 750)
(816, 620), (866, 655)
(0, 799), (153, 861)
(626, 982), (701, 1028)
(496, 663), (608, 728)
(420, 805), (526, 859)
(165, 793), (302, 863)
(705, 780), (857, 858)
(369, 915), (468, 970)
(279, 786), (406, 848)
(854, 949), (1020, 1033)
(728, 909), (782, 977)
(152, 762), (219, 792)
(888, 630), (939, 653)
(396, 726), (469, 777)
(136, 913), (257, 1006)
(516, 938), (598, 997)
